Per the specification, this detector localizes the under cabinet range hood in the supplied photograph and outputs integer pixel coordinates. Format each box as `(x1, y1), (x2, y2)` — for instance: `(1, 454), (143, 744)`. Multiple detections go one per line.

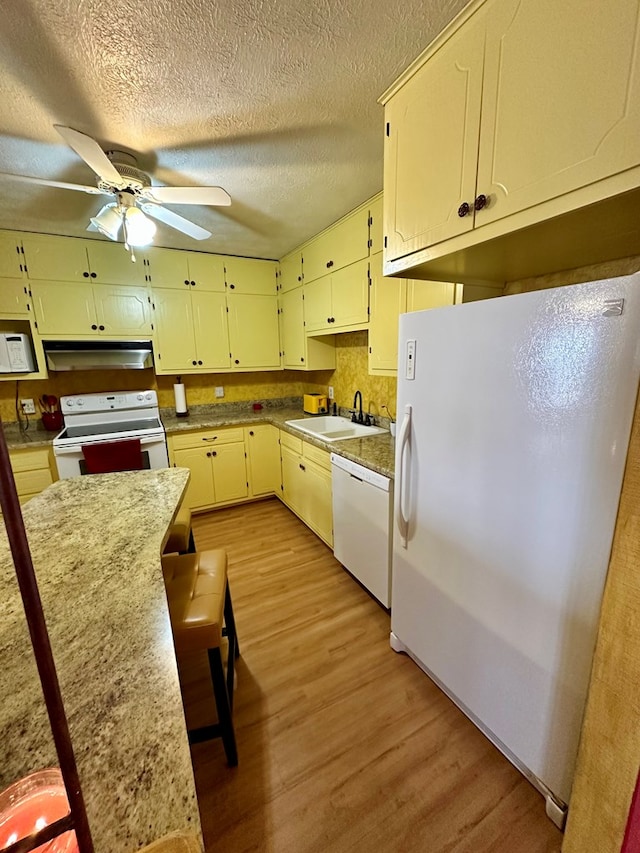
(43, 341), (154, 371)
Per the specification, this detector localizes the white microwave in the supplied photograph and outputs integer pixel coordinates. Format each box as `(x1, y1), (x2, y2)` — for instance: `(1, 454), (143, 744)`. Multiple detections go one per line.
(0, 333), (36, 373)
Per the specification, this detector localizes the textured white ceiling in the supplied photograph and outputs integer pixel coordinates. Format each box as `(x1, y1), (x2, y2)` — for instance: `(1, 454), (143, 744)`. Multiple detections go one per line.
(0, 0), (469, 259)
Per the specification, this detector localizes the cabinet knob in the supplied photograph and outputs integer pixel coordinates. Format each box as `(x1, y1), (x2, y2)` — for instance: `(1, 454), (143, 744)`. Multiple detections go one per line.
(90, 272), (97, 279)
(211, 451), (217, 457)
(192, 360), (197, 365)
(234, 359), (239, 364)
(229, 283), (235, 289)
(184, 280), (190, 285)
(83, 271), (90, 278)
(474, 194), (488, 211)
(190, 280), (196, 286)
(249, 430), (254, 436)
(297, 275), (302, 281)
(206, 451), (211, 457)
(91, 324), (97, 330)
(301, 357), (304, 362)
(326, 260), (334, 268)
(99, 325), (105, 331)
(457, 202), (471, 218)
(299, 463), (305, 471)
(197, 360), (203, 365)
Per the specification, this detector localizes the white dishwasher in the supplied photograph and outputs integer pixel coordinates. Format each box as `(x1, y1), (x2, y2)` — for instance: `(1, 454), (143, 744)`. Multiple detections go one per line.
(331, 453), (393, 608)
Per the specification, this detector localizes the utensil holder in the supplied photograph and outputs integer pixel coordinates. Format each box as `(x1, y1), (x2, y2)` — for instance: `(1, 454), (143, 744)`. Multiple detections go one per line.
(42, 411), (63, 432)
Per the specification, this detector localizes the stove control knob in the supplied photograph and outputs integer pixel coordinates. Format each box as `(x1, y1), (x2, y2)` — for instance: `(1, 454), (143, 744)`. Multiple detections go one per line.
(66, 399), (74, 407)
(137, 393), (144, 401)
(145, 393), (153, 401)
(76, 399), (84, 407)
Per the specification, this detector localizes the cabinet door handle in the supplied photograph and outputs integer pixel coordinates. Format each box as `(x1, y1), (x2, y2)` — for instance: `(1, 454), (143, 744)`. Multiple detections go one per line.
(299, 463), (305, 471)
(234, 359), (240, 364)
(326, 260), (334, 268)
(184, 280), (190, 285)
(91, 324), (98, 330)
(474, 194), (487, 211)
(201, 437), (218, 441)
(457, 202), (471, 218)
(192, 360), (197, 365)
(206, 451), (211, 457)
(83, 271), (90, 278)
(229, 283), (235, 289)
(90, 272), (97, 278)
(197, 360), (203, 365)
(301, 357), (304, 362)
(249, 430), (254, 436)
(191, 280), (196, 286)
(211, 451), (217, 457)
(99, 325), (105, 331)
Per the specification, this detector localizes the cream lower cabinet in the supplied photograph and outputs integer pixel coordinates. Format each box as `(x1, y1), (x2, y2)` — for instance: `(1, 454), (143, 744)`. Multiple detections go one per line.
(30, 280), (151, 338)
(9, 447), (57, 504)
(152, 288), (230, 374)
(245, 424), (281, 497)
(280, 431), (333, 547)
(169, 427), (248, 511)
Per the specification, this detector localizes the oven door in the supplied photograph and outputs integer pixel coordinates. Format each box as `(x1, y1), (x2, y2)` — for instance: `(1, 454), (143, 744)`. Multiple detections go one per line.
(54, 434), (169, 479)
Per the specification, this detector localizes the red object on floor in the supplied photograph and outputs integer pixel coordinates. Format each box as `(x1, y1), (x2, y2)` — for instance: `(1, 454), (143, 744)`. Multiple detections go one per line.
(621, 767), (640, 852)
(82, 438), (143, 474)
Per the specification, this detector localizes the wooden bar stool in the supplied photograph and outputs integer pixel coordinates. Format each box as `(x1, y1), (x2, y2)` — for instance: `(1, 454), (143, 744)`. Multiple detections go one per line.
(162, 550), (239, 766)
(164, 503), (196, 555)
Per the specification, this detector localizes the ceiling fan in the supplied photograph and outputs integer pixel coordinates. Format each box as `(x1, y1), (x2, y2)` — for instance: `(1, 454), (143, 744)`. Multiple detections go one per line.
(0, 125), (231, 249)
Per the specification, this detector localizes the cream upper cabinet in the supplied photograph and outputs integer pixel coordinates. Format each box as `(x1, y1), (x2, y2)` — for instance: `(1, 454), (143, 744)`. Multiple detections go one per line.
(406, 280), (456, 312)
(227, 293), (281, 370)
(476, 0), (640, 227)
(147, 247), (225, 291)
(21, 233), (147, 285)
(31, 281), (151, 337)
(368, 254), (406, 375)
(0, 232), (25, 278)
(279, 251), (303, 293)
(383, 11), (484, 262)
(153, 287), (229, 373)
(224, 257), (278, 295)
(280, 285), (336, 372)
(368, 195), (384, 256)
(304, 257), (369, 334)
(302, 207), (370, 284)
(382, 0), (640, 268)
(0, 279), (30, 315)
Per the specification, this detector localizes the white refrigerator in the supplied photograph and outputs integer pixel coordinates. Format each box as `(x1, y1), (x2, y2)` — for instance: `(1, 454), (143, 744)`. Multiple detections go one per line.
(392, 273), (640, 826)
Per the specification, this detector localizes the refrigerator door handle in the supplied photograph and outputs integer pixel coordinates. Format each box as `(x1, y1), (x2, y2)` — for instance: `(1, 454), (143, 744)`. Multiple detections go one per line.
(396, 404), (412, 548)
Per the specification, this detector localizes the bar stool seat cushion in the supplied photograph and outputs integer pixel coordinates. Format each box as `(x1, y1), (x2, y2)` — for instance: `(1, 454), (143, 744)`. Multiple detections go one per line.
(162, 550), (227, 654)
(164, 504), (193, 554)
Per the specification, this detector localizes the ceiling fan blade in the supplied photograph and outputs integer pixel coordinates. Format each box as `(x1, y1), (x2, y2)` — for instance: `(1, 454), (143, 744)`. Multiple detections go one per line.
(140, 203), (211, 240)
(54, 125), (123, 185)
(0, 171), (107, 194)
(140, 186), (231, 206)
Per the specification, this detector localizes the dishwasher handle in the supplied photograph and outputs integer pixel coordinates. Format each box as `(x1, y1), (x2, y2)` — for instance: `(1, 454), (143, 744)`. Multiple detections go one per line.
(396, 404), (412, 548)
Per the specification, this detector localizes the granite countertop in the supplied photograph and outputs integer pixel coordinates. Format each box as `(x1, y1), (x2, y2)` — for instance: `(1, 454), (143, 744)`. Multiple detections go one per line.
(2, 401), (397, 478)
(0, 468), (202, 853)
(161, 404), (397, 479)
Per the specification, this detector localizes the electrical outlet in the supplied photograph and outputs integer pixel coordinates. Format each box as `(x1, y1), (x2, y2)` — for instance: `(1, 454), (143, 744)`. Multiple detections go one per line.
(214, 386), (224, 398)
(20, 398), (36, 415)
(328, 386), (334, 399)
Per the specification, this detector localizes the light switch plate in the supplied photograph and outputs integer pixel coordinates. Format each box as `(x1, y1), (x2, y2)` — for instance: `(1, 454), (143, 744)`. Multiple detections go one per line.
(328, 386), (334, 399)
(214, 386), (224, 398)
(20, 398), (36, 415)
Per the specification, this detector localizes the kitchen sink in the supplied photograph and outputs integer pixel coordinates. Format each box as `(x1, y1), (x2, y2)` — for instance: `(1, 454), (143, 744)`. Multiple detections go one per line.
(285, 416), (388, 442)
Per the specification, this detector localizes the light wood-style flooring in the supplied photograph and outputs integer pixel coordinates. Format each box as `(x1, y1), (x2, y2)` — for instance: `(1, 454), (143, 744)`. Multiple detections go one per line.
(185, 498), (562, 853)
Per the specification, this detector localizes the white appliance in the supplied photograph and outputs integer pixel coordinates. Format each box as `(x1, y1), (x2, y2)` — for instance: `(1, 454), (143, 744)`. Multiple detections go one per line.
(53, 390), (168, 479)
(331, 454), (393, 607)
(392, 273), (640, 827)
(0, 332), (35, 373)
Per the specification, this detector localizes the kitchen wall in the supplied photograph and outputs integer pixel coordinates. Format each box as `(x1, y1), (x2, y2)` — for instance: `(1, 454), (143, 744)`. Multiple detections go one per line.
(505, 253), (640, 853)
(0, 329), (394, 422)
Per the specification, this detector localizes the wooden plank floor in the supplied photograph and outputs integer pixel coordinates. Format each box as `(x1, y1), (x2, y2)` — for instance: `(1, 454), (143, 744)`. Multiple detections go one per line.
(185, 498), (563, 853)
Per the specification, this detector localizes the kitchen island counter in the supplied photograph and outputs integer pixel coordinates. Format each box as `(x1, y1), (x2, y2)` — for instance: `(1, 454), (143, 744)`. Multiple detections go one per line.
(0, 468), (202, 853)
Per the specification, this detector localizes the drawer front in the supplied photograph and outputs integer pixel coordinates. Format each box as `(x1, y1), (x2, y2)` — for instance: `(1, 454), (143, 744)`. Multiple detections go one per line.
(170, 427), (245, 451)
(303, 442), (331, 471)
(280, 430), (303, 455)
(10, 448), (52, 473)
(14, 468), (53, 496)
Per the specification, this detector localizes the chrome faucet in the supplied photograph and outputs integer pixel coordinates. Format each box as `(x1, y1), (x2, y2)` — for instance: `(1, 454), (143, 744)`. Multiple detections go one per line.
(351, 390), (363, 424)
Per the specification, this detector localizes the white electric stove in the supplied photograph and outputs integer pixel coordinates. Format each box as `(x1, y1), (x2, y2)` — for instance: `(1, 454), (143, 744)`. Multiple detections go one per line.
(53, 390), (168, 478)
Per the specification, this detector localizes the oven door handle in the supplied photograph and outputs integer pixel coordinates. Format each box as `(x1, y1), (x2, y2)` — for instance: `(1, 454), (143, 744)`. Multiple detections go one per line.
(54, 435), (164, 454)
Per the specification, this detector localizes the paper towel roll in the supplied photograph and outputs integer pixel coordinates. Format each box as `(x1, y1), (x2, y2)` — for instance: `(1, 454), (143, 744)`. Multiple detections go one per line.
(173, 381), (188, 417)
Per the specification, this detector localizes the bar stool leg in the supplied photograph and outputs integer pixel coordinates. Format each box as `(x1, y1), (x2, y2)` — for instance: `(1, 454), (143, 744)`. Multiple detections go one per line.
(207, 647), (238, 767)
(222, 585), (240, 661)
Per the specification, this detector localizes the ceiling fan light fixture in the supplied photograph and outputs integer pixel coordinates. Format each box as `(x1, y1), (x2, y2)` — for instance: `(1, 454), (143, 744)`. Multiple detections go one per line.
(90, 202), (122, 241)
(124, 206), (156, 247)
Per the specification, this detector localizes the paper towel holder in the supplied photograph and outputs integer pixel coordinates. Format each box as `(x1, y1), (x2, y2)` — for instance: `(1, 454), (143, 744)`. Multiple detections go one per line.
(174, 376), (189, 418)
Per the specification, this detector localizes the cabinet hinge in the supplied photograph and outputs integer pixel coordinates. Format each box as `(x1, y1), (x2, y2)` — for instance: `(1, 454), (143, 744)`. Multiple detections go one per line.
(367, 306), (370, 316)
(280, 483), (284, 490)
(148, 296), (151, 303)
(158, 352), (161, 359)
(386, 122), (390, 137)
(384, 236), (387, 248)
(367, 238), (372, 248)
(368, 216), (373, 226)
(244, 452), (247, 458)
(303, 321), (306, 327)
(226, 306), (229, 312)
(151, 323), (154, 331)
(20, 246), (25, 255)
(34, 321), (38, 329)
(369, 346), (372, 354)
